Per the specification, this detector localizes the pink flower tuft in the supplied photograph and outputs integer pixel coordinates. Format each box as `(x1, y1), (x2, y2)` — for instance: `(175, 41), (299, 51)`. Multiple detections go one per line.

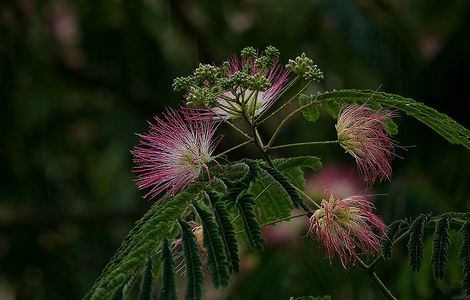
(336, 104), (398, 184)
(209, 56), (291, 119)
(132, 108), (220, 200)
(308, 192), (386, 269)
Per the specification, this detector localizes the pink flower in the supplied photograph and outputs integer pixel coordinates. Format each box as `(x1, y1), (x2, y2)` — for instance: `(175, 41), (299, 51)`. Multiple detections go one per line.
(132, 108), (220, 200)
(336, 104), (397, 184)
(210, 56), (291, 119)
(308, 192), (386, 268)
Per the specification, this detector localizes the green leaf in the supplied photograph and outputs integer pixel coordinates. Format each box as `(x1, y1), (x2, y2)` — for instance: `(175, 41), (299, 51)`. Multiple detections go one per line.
(381, 220), (405, 260)
(138, 257), (154, 300)
(431, 216), (450, 279)
(383, 118), (399, 136)
(320, 100), (342, 118)
(273, 156), (322, 172)
(193, 204), (230, 287)
(312, 89), (470, 149)
(299, 94), (320, 122)
(237, 193), (264, 250)
(178, 220), (203, 300)
(250, 170), (293, 224)
(272, 156), (322, 191)
(407, 214), (428, 272)
(84, 190), (196, 300)
(159, 239), (177, 300)
(222, 161), (259, 204)
(282, 167), (306, 191)
(216, 162), (249, 181)
(459, 221), (470, 295)
(208, 177), (228, 193)
(260, 164), (304, 208)
(207, 190), (240, 273)
(110, 286), (123, 300)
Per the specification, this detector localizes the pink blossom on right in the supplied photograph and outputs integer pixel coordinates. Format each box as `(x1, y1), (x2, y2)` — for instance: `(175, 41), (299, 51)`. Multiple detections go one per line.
(335, 104), (398, 184)
(308, 192), (386, 269)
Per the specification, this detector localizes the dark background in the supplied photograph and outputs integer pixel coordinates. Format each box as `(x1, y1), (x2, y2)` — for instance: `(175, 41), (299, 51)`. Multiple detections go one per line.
(1, 0), (470, 299)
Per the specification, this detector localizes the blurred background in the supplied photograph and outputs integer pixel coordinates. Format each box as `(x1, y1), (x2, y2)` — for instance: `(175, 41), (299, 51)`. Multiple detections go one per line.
(1, 0), (470, 299)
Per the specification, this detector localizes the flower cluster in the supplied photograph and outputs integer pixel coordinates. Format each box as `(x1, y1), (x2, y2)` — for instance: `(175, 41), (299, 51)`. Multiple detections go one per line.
(208, 55), (291, 120)
(308, 192), (386, 268)
(173, 46), (322, 122)
(336, 104), (397, 184)
(132, 108), (220, 200)
(131, 47), (399, 272)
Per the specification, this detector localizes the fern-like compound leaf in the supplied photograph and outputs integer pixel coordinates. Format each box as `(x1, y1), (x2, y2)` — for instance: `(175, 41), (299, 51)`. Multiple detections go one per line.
(110, 286), (123, 300)
(159, 238), (177, 300)
(407, 214), (428, 272)
(260, 164), (304, 208)
(459, 221), (470, 295)
(137, 257), (154, 300)
(178, 219), (203, 300)
(431, 216), (450, 279)
(194, 204), (230, 287)
(381, 219), (405, 260)
(207, 190), (240, 273)
(311, 89), (470, 150)
(250, 170), (293, 223)
(237, 193), (264, 250)
(299, 94), (320, 122)
(222, 161), (259, 204)
(273, 156), (323, 172)
(84, 190), (195, 300)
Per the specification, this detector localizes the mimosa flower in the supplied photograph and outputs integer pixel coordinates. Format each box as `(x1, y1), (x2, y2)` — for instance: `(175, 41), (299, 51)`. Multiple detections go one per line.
(132, 108), (220, 200)
(336, 104), (397, 184)
(309, 192), (386, 268)
(210, 57), (291, 119)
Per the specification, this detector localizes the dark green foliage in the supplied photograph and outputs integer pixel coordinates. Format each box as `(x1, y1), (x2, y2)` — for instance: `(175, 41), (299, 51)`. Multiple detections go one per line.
(431, 216), (450, 279)
(237, 193), (264, 250)
(222, 161), (259, 204)
(250, 170), (293, 223)
(84, 191), (195, 300)
(289, 296), (331, 300)
(407, 214), (428, 272)
(381, 220), (405, 260)
(273, 156), (323, 172)
(138, 257), (154, 300)
(207, 190), (240, 273)
(312, 89), (470, 150)
(110, 286), (123, 300)
(193, 204), (230, 287)
(159, 239), (177, 300)
(260, 164), (304, 208)
(178, 220), (204, 300)
(299, 94), (320, 122)
(320, 100), (342, 119)
(459, 221), (470, 295)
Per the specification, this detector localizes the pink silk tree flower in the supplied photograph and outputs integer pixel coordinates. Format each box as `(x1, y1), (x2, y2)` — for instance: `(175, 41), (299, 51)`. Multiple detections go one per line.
(132, 108), (220, 200)
(335, 104), (398, 184)
(308, 192), (386, 269)
(210, 57), (291, 120)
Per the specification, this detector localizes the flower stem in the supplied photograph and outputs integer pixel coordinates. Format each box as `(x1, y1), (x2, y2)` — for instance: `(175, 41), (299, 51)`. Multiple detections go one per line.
(234, 212), (309, 234)
(268, 140), (338, 150)
(221, 118), (253, 141)
(266, 96), (321, 147)
(255, 76), (305, 125)
(291, 185), (321, 209)
(356, 257), (397, 300)
(213, 140), (252, 159)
